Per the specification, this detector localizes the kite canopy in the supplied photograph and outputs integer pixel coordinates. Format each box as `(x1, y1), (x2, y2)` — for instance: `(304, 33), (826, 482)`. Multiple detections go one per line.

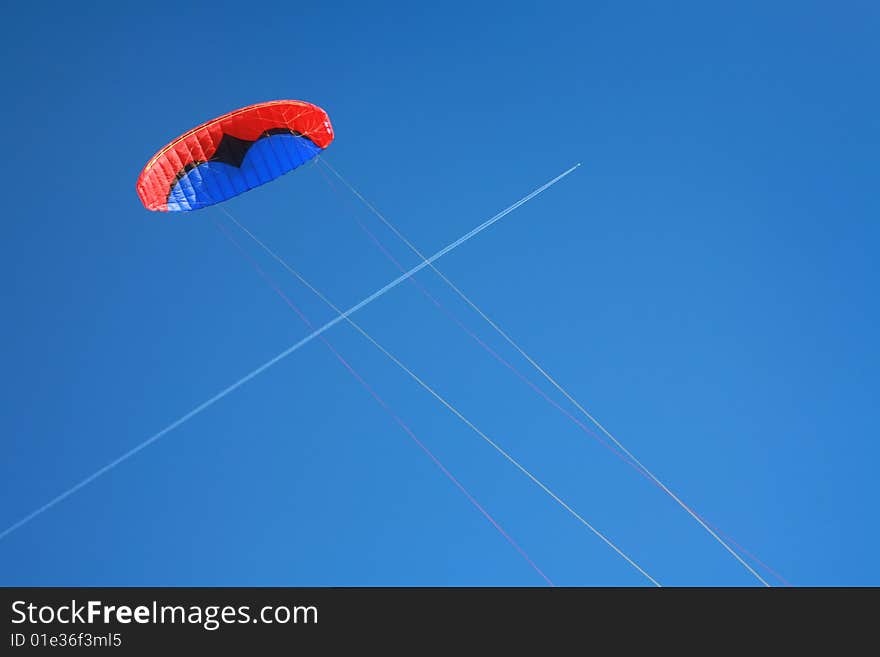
(136, 100), (334, 212)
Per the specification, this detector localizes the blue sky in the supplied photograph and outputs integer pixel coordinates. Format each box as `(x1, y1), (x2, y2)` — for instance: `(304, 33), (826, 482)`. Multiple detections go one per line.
(1, 1), (877, 586)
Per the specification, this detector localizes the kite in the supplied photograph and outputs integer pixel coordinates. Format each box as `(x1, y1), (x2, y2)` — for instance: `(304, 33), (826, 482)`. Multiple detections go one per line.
(136, 100), (333, 212)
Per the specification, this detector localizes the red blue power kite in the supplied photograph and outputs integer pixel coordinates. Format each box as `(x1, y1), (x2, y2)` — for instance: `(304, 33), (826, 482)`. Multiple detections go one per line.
(136, 100), (334, 212)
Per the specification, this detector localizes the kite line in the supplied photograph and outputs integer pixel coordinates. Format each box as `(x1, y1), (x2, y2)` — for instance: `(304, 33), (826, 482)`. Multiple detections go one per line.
(215, 219), (555, 586)
(219, 208), (660, 586)
(0, 164), (578, 543)
(317, 157), (773, 587)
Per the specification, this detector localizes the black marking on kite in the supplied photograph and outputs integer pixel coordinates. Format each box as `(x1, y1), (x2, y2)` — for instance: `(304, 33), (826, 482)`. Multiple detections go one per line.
(209, 129), (307, 168)
(171, 160), (206, 187)
(165, 128), (313, 200)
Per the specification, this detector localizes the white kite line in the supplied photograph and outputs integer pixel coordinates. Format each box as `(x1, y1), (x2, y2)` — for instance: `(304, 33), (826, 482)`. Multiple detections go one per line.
(0, 164), (580, 542)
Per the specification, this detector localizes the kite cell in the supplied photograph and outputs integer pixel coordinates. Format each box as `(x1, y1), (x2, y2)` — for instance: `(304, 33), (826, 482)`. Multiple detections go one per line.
(136, 100), (334, 212)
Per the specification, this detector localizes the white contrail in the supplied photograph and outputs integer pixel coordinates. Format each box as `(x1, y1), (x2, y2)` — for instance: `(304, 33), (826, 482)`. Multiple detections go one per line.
(221, 208), (660, 586)
(319, 157), (771, 587)
(0, 164), (580, 542)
